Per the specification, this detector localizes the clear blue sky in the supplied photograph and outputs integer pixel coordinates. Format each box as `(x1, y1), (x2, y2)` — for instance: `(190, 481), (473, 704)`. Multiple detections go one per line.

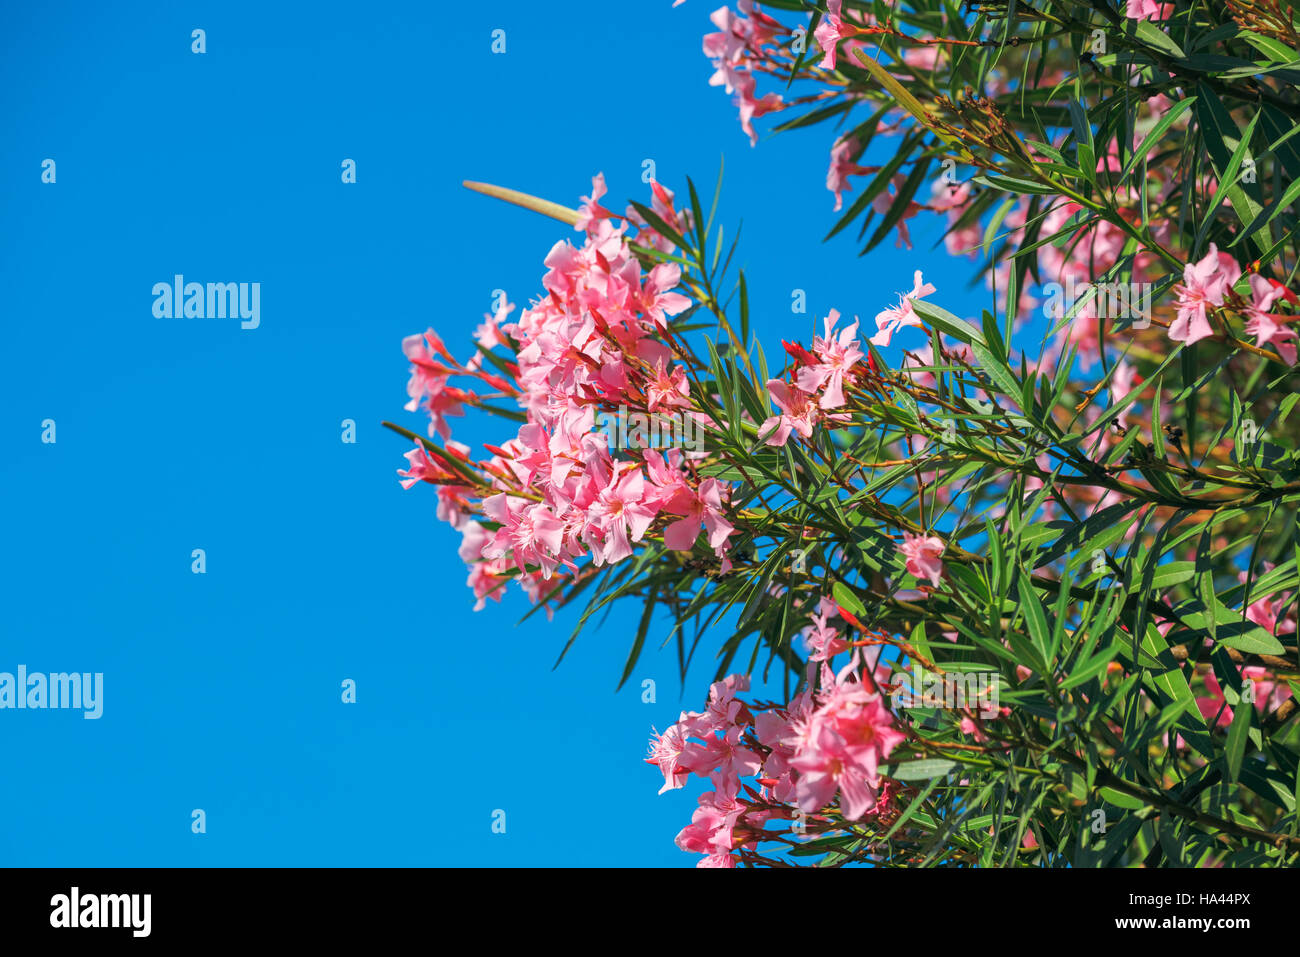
(0, 0), (988, 865)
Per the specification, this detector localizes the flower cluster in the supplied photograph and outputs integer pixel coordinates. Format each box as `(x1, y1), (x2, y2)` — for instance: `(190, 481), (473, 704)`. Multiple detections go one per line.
(693, 4), (1300, 376)
(397, 176), (739, 611)
(647, 609), (907, 867)
(701, 2), (789, 145)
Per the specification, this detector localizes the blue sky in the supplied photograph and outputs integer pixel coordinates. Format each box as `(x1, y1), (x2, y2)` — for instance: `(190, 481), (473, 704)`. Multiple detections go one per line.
(0, 0), (989, 866)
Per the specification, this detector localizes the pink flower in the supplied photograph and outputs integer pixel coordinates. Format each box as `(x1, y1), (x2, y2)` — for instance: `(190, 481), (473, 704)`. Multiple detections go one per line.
(796, 309), (864, 408)
(702, 7), (749, 95)
(574, 173), (613, 233)
(703, 673), (752, 729)
(760, 379), (820, 447)
(1197, 667), (1288, 728)
(872, 271), (936, 347)
(396, 442), (445, 490)
(899, 532), (945, 586)
(1170, 243), (1241, 346)
(692, 725), (764, 782)
(469, 299), (513, 367)
(1126, 0), (1174, 19)
(1110, 359), (1141, 408)
(481, 494), (567, 579)
(402, 329), (470, 438)
(635, 263), (693, 331)
(585, 465), (659, 565)
(402, 329), (449, 409)
(734, 72), (784, 146)
(663, 478), (736, 551)
(959, 716), (988, 742)
(827, 136), (869, 212)
(869, 174), (924, 249)
(790, 676), (905, 820)
(675, 774), (751, 858)
(1244, 274), (1298, 365)
(901, 46), (945, 72)
(801, 607), (849, 662)
(813, 0), (844, 69)
(436, 483), (473, 529)
(647, 723), (693, 795)
(1239, 566), (1296, 638)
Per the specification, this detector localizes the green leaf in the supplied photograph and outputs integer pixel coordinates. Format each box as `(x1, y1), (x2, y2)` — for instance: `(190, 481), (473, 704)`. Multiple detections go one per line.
(1120, 96), (1196, 181)
(1097, 785), (1147, 810)
(911, 299), (987, 346)
(1061, 644), (1120, 690)
(1195, 84), (1271, 254)
(831, 581), (867, 619)
(1017, 568), (1054, 670)
(617, 586), (658, 691)
(1132, 20), (1185, 59)
(1137, 623), (1215, 761)
(1067, 98), (1095, 184)
(1224, 692), (1252, 784)
(628, 200), (690, 253)
(1239, 31), (1296, 63)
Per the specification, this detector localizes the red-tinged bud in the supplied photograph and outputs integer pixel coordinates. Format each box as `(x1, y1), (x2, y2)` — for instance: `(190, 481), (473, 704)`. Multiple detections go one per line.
(1268, 277), (1298, 304)
(482, 443), (511, 458)
(569, 347), (603, 371)
(595, 249), (611, 273)
(424, 329), (456, 363)
(782, 339), (817, 366)
(836, 603), (867, 632)
(411, 355), (451, 375)
(479, 460), (514, 483)
(867, 352), (880, 374)
(482, 373), (516, 393)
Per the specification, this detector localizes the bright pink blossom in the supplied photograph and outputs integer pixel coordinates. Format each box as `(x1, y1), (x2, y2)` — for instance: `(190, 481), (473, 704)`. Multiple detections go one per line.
(796, 309), (864, 409)
(790, 674), (905, 820)
(663, 477), (736, 551)
(899, 532), (946, 586)
(1126, 0), (1174, 18)
(827, 136), (869, 212)
(1170, 243), (1241, 345)
(760, 379), (820, 447)
(872, 271), (936, 347)
(813, 0), (844, 69)
(1244, 274), (1298, 365)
